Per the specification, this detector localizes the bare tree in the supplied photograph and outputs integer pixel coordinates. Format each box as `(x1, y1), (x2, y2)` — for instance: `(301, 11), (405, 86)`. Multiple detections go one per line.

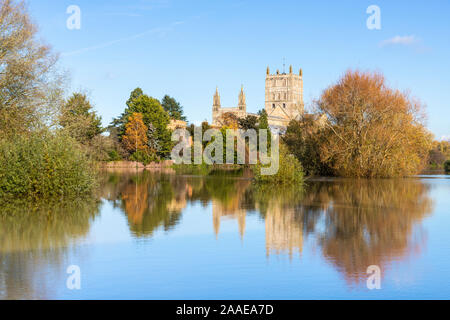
(0, 0), (63, 137)
(316, 70), (432, 177)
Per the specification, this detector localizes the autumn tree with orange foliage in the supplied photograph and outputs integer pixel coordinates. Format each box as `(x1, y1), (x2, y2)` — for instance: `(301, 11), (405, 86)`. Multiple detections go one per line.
(122, 113), (148, 154)
(217, 112), (239, 129)
(316, 70), (432, 177)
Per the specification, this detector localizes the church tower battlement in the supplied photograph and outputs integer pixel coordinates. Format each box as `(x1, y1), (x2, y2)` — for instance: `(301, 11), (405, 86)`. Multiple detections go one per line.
(265, 65), (304, 121)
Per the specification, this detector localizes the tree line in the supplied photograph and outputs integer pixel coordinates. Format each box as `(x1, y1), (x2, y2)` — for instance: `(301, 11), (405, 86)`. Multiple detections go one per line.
(0, 0), (187, 197)
(107, 88), (185, 164)
(205, 70), (441, 179)
(1, 0), (447, 199)
(284, 70), (435, 178)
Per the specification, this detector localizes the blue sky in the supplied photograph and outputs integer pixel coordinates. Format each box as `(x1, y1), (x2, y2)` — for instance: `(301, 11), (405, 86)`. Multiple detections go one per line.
(28, 0), (450, 139)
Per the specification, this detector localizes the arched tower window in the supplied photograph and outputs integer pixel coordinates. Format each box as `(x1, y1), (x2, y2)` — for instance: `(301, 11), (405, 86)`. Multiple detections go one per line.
(283, 103), (286, 108)
(272, 104), (275, 109)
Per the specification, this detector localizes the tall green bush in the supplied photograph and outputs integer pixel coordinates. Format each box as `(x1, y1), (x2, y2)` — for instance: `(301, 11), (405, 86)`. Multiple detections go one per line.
(0, 132), (97, 198)
(253, 144), (305, 185)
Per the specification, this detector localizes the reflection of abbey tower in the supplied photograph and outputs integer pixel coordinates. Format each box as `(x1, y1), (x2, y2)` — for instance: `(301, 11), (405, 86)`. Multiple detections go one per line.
(211, 179), (251, 239)
(210, 179), (304, 257)
(212, 204), (304, 258)
(212, 65), (304, 128)
(265, 208), (303, 259)
(212, 203), (247, 240)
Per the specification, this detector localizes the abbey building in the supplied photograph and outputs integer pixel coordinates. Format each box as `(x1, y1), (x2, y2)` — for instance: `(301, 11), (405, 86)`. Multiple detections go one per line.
(212, 65), (305, 129)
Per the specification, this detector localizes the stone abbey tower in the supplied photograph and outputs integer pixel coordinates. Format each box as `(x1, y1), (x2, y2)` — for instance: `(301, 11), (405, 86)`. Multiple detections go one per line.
(264, 65), (304, 127)
(212, 65), (304, 128)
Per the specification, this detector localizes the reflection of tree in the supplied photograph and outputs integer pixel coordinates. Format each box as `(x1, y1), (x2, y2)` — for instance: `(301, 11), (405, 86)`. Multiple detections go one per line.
(0, 198), (100, 252)
(102, 171), (185, 237)
(101, 171), (433, 286)
(0, 197), (101, 299)
(183, 176), (252, 237)
(250, 179), (433, 285)
(102, 172), (253, 239)
(302, 179), (433, 284)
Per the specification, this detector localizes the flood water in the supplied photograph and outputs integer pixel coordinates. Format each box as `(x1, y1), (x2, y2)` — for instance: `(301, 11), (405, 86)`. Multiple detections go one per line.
(1, 171), (449, 300)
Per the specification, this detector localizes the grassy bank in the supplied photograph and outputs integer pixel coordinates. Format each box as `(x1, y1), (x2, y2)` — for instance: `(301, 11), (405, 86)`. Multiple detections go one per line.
(172, 163), (244, 176)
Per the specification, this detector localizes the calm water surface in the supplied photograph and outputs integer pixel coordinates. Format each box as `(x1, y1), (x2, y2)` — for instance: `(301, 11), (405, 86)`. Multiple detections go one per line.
(1, 171), (450, 299)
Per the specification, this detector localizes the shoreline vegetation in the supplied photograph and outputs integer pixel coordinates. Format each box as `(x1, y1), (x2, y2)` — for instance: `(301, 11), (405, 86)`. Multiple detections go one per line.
(0, 132), (97, 199)
(0, 1), (449, 200)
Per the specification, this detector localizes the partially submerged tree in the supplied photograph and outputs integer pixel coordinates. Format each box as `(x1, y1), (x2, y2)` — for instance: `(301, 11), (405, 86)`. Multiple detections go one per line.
(283, 117), (331, 176)
(316, 70), (432, 177)
(428, 140), (450, 168)
(445, 160), (450, 173)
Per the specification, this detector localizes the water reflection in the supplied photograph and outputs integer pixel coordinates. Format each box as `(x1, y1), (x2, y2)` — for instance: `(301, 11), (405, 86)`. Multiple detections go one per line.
(0, 171), (435, 298)
(0, 197), (101, 299)
(100, 172), (184, 237)
(301, 179), (433, 284)
(252, 185), (306, 258)
(101, 172), (433, 285)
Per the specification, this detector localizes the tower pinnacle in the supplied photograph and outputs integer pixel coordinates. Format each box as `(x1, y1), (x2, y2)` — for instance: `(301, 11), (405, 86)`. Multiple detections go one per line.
(213, 87), (221, 110)
(238, 85), (246, 110)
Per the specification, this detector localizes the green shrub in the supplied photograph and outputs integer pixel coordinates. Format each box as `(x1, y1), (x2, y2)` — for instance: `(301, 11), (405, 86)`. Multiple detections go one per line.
(253, 144), (305, 185)
(445, 160), (450, 173)
(130, 150), (159, 165)
(108, 150), (121, 161)
(0, 132), (97, 198)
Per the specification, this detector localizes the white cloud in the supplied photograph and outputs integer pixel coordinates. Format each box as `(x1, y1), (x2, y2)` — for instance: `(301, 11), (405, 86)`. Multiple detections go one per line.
(380, 35), (418, 47)
(441, 135), (450, 142)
